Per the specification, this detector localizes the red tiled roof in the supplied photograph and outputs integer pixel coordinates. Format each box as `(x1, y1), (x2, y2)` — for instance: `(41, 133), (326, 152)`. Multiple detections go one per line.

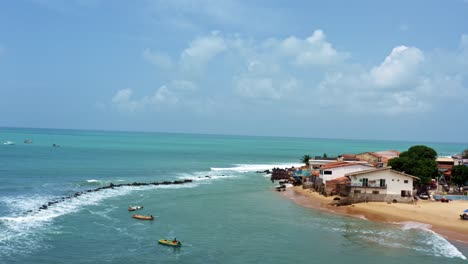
(438, 164), (454, 170)
(327, 176), (350, 184)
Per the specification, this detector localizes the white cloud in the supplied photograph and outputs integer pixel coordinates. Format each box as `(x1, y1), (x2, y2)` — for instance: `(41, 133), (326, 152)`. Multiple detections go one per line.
(132, 30), (467, 117)
(370, 46), (424, 88)
(180, 31), (227, 68)
(317, 43), (467, 115)
(142, 49), (173, 69)
(275, 29), (348, 66)
(111, 80), (197, 112)
(148, 85), (179, 104)
(235, 75), (298, 100)
(112, 89), (145, 112)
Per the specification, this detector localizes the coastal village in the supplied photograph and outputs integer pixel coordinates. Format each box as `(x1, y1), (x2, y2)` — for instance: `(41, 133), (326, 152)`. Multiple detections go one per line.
(269, 146), (468, 226)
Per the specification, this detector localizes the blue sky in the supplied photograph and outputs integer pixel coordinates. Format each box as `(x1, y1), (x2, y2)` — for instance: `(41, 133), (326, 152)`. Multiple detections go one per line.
(1, 0), (467, 142)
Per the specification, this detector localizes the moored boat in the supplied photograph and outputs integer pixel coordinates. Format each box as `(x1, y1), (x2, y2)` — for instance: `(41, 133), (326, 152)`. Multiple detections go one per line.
(158, 239), (181, 247)
(3, 141), (15, 145)
(132, 214), (153, 220)
(128, 205), (143, 211)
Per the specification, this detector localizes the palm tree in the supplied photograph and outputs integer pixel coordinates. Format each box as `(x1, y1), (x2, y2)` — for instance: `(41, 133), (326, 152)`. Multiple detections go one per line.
(301, 154), (311, 166)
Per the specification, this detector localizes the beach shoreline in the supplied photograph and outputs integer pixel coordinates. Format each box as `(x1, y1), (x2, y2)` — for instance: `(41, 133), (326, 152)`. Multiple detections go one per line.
(283, 186), (468, 244)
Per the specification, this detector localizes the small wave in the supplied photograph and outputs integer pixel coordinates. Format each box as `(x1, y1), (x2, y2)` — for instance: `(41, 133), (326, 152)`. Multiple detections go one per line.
(177, 171), (238, 182)
(398, 221), (433, 230)
(86, 179), (100, 183)
(211, 163), (303, 173)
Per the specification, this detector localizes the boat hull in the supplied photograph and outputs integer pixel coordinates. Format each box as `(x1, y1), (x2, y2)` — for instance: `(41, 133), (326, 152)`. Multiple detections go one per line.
(132, 214), (153, 220)
(158, 239), (181, 247)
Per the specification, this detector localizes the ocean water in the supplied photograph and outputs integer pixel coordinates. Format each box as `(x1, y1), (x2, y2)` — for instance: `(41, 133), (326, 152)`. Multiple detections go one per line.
(0, 127), (467, 264)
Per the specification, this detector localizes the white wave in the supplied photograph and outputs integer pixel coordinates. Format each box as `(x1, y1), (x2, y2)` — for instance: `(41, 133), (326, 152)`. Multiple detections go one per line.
(399, 221), (433, 230)
(211, 163), (303, 173)
(86, 179), (100, 183)
(177, 171), (238, 182)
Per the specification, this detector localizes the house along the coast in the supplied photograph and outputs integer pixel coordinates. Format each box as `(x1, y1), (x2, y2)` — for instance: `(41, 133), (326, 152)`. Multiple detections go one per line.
(346, 167), (419, 203)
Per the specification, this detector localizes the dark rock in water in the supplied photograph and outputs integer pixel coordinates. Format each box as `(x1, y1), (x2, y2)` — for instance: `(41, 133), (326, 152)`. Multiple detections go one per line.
(264, 170), (271, 174)
(39, 205), (48, 210)
(184, 179), (193, 183)
(172, 180), (183, 184)
(162, 181), (171, 185)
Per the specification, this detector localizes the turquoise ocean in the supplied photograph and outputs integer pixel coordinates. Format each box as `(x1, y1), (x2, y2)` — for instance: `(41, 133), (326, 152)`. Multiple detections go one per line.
(1, 127), (468, 264)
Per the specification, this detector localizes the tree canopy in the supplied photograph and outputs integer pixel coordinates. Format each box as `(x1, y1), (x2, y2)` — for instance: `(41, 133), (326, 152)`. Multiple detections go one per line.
(301, 155), (311, 166)
(388, 145), (438, 185)
(463, 149), (468, 159)
(451, 165), (468, 187)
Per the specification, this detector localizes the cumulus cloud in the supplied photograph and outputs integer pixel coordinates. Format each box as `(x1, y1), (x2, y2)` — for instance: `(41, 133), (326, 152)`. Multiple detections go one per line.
(317, 43), (467, 115)
(133, 30), (467, 117)
(142, 49), (173, 69)
(180, 31), (227, 68)
(273, 30), (348, 66)
(112, 89), (144, 112)
(111, 80), (197, 112)
(370, 46), (424, 88)
(235, 76), (298, 100)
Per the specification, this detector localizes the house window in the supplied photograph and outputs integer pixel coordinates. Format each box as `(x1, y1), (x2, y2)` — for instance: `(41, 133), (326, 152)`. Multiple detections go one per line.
(401, 190), (411, 197)
(380, 179), (386, 187)
(404, 180), (408, 184)
(362, 178), (368, 187)
(324, 171), (332, 175)
(372, 190), (379, 194)
(354, 190), (361, 194)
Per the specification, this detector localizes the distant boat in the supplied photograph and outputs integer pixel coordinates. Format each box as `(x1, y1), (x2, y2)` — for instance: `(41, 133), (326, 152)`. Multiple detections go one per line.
(52, 144), (60, 147)
(128, 205), (144, 211)
(24, 139), (33, 144)
(158, 239), (181, 247)
(3, 141), (15, 145)
(132, 214), (154, 220)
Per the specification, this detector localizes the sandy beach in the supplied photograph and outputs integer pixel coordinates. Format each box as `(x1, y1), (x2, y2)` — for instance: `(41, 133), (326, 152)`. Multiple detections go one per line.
(284, 186), (468, 243)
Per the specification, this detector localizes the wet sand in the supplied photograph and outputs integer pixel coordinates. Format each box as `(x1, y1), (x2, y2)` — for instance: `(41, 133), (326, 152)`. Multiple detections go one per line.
(282, 186), (468, 243)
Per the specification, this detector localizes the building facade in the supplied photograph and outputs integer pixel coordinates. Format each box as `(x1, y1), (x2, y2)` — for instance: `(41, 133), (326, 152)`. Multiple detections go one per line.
(346, 168), (419, 203)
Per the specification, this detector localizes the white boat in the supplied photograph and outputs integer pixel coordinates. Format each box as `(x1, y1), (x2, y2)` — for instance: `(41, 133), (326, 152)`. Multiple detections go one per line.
(3, 141), (15, 145)
(128, 205), (144, 211)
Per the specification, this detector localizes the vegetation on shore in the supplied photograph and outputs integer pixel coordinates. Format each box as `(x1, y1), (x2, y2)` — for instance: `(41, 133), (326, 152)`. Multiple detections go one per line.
(387, 145), (439, 185)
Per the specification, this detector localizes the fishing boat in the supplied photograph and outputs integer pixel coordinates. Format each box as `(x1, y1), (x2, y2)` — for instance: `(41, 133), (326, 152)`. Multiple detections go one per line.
(132, 214), (154, 220)
(128, 205), (143, 211)
(158, 239), (181, 247)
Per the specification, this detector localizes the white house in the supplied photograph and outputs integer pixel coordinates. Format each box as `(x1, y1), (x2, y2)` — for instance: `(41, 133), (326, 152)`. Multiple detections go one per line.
(346, 167), (420, 203)
(319, 161), (374, 183)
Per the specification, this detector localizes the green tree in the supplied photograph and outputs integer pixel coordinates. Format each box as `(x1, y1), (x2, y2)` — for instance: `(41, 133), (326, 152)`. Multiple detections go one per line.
(301, 155), (311, 166)
(388, 145), (438, 185)
(462, 149), (468, 159)
(451, 165), (468, 188)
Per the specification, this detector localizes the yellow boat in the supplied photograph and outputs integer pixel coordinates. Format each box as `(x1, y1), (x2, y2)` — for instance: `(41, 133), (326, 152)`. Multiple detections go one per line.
(132, 214), (154, 220)
(158, 239), (181, 247)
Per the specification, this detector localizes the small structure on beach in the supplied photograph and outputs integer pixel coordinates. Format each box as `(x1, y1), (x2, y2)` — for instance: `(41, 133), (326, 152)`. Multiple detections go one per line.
(346, 167), (419, 203)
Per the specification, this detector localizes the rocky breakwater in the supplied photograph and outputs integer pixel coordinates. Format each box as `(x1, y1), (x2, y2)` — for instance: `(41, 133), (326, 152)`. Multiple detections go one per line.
(32, 179), (194, 213)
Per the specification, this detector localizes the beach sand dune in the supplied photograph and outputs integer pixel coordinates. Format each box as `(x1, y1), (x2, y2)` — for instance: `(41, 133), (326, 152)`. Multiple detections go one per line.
(285, 187), (468, 243)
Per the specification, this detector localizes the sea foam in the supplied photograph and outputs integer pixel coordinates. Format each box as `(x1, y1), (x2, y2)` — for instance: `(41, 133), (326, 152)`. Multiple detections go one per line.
(211, 163), (303, 173)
